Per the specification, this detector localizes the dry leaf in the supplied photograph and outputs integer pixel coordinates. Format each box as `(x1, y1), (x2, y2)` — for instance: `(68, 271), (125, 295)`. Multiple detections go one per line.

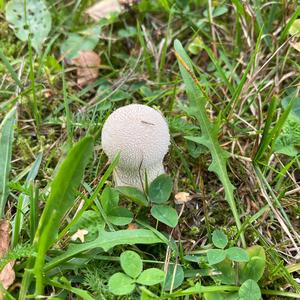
(291, 41), (300, 52)
(71, 229), (89, 243)
(86, 0), (122, 21)
(174, 192), (192, 204)
(0, 220), (15, 297)
(71, 51), (101, 87)
(127, 223), (138, 230)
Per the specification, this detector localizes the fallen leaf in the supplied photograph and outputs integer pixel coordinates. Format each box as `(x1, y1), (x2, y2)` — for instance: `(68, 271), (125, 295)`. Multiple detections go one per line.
(291, 41), (300, 52)
(71, 229), (89, 243)
(127, 223), (138, 230)
(71, 51), (101, 87)
(174, 192), (192, 204)
(0, 220), (15, 298)
(86, 0), (122, 21)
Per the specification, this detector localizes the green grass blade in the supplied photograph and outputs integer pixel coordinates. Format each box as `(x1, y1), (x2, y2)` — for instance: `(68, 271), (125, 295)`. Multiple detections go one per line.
(0, 107), (16, 218)
(12, 152), (43, 246)
(0, 48), (22, 88)
(32, 135), (94, 295)
(279, 6), (300, 42)
(254, 96), (295, 163)
(174, 40), (245, 247)
(58, 153), (120, 239)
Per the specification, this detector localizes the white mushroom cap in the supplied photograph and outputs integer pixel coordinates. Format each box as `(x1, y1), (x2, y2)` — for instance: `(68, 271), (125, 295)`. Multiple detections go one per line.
(101, 104), (170, 189)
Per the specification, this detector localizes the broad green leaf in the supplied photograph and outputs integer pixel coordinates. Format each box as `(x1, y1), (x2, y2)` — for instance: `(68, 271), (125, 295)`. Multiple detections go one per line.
(239, 279), (261, 300)
(246, 245), (266, 260)
(207, 249), (226, 265)
(212, 229), (228, 249)
(136, 268), (165, 285)
(149, 174), (173, 204)
(188, 36), (205, 55)
(164, 264), (184, 291)
(34, 136), (94, 249)
(204, 292), (239, 300)
(213, 259), (236, 285)
(108, 272), (135, 295)
(33, 136), (94, 292)
(69, 210), (103, 242)
(120, 251), (143, 278)
(174, 40), (245, 246)
(240, 256), (265, 283)
(44, 228), (164, 271)
(151, 205), (178, 228)
(5, 0), (51, 52)
(101, 186), (119, 213)
(116, 186), (149, 206)
(60, 25), (101, 59)
(226, 247), (249, 262)
(0, 107), (16, 218)
(108, 207), (133, 226)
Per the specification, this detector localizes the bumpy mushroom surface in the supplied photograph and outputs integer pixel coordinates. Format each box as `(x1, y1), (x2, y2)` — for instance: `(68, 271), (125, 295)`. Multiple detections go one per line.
(101, 104), (170, 189)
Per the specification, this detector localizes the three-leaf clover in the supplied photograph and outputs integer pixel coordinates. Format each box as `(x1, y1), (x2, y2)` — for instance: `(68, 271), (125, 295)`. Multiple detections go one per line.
(108, 251), (165, 296)
(207, 229), (249, 265)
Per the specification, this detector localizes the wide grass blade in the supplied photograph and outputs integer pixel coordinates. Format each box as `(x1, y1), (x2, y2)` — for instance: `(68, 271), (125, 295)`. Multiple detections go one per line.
(174, 40), (245, 247)
(17, 136), (94, 298)
(0, 107), (16, 218)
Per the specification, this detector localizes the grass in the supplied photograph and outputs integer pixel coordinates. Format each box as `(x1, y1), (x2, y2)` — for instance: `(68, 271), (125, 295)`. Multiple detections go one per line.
(0, 0), (300, 299)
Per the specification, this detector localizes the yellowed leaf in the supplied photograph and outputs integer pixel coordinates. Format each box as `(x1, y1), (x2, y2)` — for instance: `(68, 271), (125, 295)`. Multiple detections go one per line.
(291, 41), (300, 52)
(71, 229), (89, 243)
(174, 192), (192, 204)
(71, 51), (101, 87)
(86, 0), (122, 21)
(0, 220), (15, 298)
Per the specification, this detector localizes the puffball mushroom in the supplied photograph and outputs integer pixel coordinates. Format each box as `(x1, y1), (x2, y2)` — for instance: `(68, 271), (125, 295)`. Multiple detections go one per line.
(101, 104), (170, 189)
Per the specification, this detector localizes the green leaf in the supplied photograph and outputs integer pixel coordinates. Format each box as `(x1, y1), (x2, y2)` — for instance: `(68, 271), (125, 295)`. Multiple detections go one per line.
(44, 229), (164, 271)
(116, 186), (149, 206)
(136, 268), (165, 286)
(101, 186), (119, 213)
(226, 247), (249, 262)
(120, 251), (143, 278)
(0, 107), (16, 218)
(149, 174), (173, 204)
(204, 292), (239, 300)
(60, 25), (101, 59)
(108, 272), (135, 295)
(5, 0), (51, 52)
(174, 40), (245, 246)
(212, 229), (228, 249)
(246, 245), (266, 261)
(33, 136), (94, 292)
(239, 279), (261, 300)
(213, 259), (236, 285)
(164, 264), (184, 291)
(240, 257), (265, 283)
(108, 207), (133, 226)
(188, 36), (204, 55)
(289, 19), (300, 36)
(69, 210), (103, 242)
(151, 205), (178, 228)
(207, 249), (226, 265)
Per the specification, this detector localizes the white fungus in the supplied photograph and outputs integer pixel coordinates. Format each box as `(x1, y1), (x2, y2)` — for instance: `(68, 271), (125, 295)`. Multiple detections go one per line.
(101, 104), (170, 189)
